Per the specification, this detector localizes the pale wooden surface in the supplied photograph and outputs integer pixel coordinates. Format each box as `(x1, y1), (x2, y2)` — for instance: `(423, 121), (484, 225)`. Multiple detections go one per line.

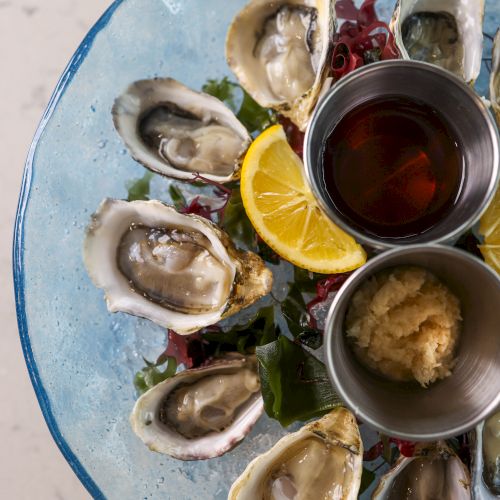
(0, 1), (110, 498)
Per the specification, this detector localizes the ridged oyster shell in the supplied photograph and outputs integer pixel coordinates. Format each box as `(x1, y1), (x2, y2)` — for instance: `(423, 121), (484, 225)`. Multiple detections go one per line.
(83, 199), (273, 335)
(226, 0), (335, 131)
(470, 410), (500, 499)
(112, 78), (251, 183)
(372, 441), (471, 499)
(390, 0), (484, 84)
(228, 407), (363, 500)
(491, 30), (500, 127)
(130, 354), (263, 460)
(482, 411), (500, 496)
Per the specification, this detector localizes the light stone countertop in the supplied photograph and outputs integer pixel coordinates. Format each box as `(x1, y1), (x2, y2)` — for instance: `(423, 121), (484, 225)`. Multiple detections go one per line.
(0, 1), (110, 498)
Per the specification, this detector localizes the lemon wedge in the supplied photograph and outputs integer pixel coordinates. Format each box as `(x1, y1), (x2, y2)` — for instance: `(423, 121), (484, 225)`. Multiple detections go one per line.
(240, 125), (366, 273)
(479, 188), (500, 273)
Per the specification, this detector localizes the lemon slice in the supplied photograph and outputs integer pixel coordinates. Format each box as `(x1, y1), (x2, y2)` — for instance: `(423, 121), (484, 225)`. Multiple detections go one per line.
(479, 188), (500, 272)
(240, 125), (366, 273)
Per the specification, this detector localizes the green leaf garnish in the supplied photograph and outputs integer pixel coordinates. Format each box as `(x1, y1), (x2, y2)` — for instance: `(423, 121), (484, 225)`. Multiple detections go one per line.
(168, 184), (187, 210)
(237, 90), (277, 135)
(256, 336), (342, 426)
(257, 239), (281, 265)
(202, 77), (277, 135)
(295, 330), (323, 350)
(292, 267), (324, 294)
(133, 355), (178, 395)
(202, 306), (278, 355)
(281, 283), (323, 349)
(281, 283), (311, 337)
(359, 467), (377, 494)
(202, 77), (239, 114)
(222, 188), (258, 251)
(126, 171), (154, 201)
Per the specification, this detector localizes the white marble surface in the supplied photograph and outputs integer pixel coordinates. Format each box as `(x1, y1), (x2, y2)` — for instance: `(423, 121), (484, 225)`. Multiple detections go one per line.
(0, 1), (110, 498)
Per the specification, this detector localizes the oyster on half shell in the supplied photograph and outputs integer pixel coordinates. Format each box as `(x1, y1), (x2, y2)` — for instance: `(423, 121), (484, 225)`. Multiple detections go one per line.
(470, 411), (500, 498)
(483, 411), (500, 496)
(226, 0), (335, 131)
(83, 199), (272, 334)
(130, 354), (263, 460)
(390, 0), (484, 85)
(491, 30), (500, 127)
(112, 78), (251, 183)
(372, 441), (471, 499)
(228, 407), (363, 500)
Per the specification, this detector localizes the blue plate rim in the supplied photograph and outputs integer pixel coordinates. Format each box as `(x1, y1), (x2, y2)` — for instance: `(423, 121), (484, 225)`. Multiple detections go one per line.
(12, 1), (125, 498)
(12, 2), (498, 499)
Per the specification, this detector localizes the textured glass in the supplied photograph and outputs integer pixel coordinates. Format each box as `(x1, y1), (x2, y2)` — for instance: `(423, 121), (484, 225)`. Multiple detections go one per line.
(13, 0), (499, 498)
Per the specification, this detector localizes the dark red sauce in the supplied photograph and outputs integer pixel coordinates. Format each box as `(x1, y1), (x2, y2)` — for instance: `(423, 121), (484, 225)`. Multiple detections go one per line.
(322, 96), (463, 238)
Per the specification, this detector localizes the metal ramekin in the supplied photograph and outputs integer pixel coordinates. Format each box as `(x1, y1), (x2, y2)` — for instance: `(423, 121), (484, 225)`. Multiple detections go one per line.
(325, 245), (500, 441)
(304, 60), (500, 250)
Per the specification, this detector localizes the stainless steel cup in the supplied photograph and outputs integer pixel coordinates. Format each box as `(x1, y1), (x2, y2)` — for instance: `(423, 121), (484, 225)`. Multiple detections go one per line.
(325, 245), (500, 441)
(304, 60), (500, 250)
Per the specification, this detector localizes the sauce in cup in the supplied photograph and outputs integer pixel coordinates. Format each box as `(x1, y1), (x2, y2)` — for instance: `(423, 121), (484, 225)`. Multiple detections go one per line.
(321, 96), (463, 239)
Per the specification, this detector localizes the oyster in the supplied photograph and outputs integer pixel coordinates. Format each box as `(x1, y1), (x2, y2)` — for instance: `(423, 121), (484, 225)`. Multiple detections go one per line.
(372, 441), (471, 499)
(228, 407), (363, 499)
(112, 78), (251, 183)
(483, 411), (500, 495)
(226, 0), (335, 131)
(471, 411), (500, 498)
(491, 30), (500, 127)
(390, 0), (484, 84)
(83, 199), (272, 334)
(130, 354), (263, 460)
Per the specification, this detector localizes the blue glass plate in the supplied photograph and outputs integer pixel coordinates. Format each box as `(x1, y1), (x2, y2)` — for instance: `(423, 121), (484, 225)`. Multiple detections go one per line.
(13, 0), (499, 498)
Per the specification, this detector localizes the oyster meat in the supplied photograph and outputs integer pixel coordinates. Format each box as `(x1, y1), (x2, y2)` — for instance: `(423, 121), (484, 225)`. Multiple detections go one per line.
(482, 410), (500, 495)
(228, 407), (363, 499)
(390, 0), (484, 84)
(226, 0), (335, 131)
(130, 354), (263, 460)
(372, 441), (471, 499)
(113, 78), (251, 183)
(491, 30), (500, 127)
(83, 199), (272, 334)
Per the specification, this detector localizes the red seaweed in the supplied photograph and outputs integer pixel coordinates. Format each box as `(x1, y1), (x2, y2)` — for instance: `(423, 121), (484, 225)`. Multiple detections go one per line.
(278, 116), (306, 158)
(335, 0), (359, 21)
(163, 330), (208, 369)
(180, 196), (215, 221)
(332, 0), (399, 81)
(306, 273), (351, 330)
(180, 173), (233, 222)
(364, 437), (416, 462)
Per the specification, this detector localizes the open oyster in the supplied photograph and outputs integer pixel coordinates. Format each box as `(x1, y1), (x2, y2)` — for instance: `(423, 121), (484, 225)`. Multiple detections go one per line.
(130, 354), (263, 460)
(470, 411), (500, 498)
(491, 30), (500, 126)
(226, 0), (335, 131)
(390, 0), (484, 84)
(372, 441), (471, 499)
(483, 411), (500, 495)
(228, 407), (363, 499)
(112, 78), (251, 183)
(83, 199), (272, 334)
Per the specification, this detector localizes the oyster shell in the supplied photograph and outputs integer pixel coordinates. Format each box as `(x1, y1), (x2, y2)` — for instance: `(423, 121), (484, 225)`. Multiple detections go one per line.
(483, 411), (500, 495)
(83, 199), (272, 334)
(390, 0), (484, 84)
(372, 441), (471, 499)
(470, 411), (500, 498)
(112, 78), (251, 183)
(228, 407), (363, 500)
(226, 0), (335, 131)
(130, 354), (263, 460)
(491, 30), (500, 127)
